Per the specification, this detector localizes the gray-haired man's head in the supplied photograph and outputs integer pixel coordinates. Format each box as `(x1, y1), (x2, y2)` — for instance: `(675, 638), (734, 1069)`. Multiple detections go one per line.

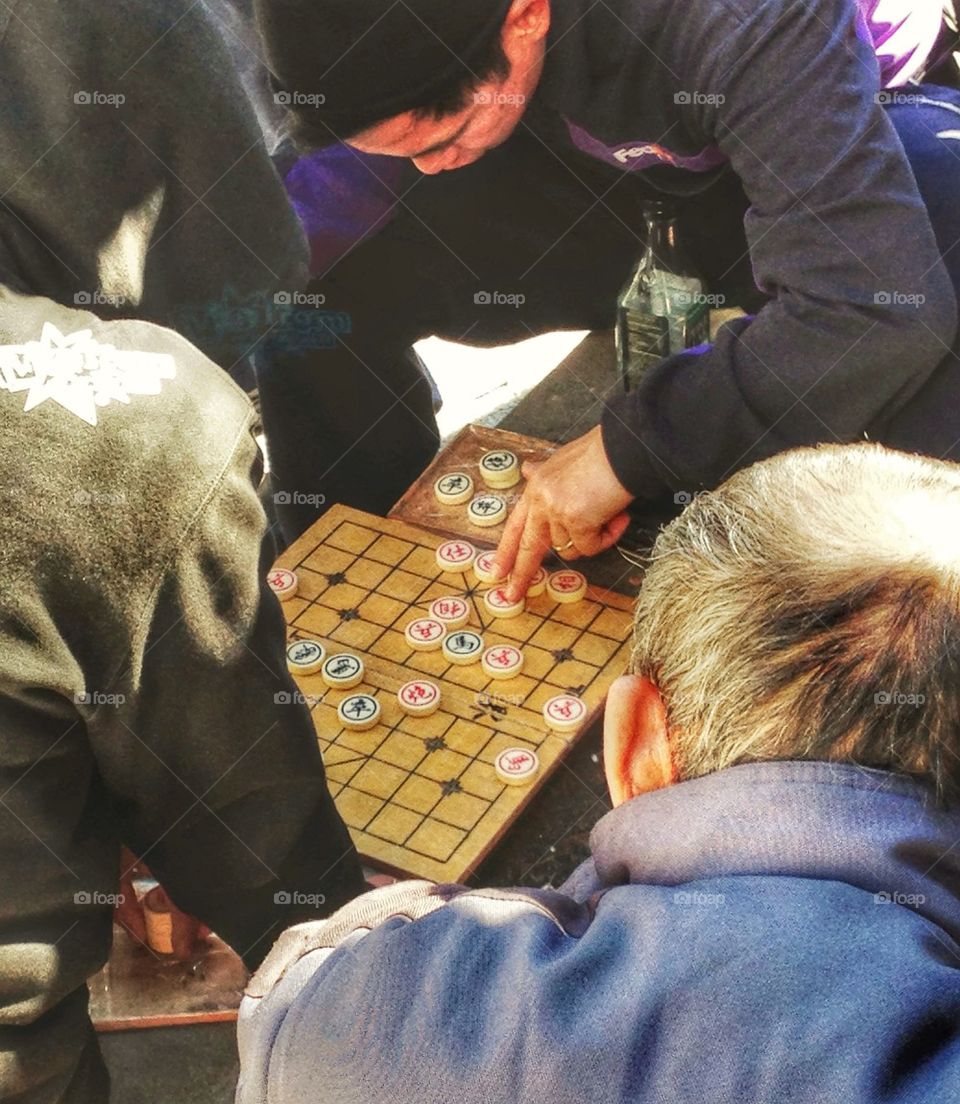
(605, 444), (960, 807)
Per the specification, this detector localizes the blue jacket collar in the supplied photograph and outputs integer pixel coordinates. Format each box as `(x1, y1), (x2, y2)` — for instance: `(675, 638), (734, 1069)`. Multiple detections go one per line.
(590, 761), (960, 943)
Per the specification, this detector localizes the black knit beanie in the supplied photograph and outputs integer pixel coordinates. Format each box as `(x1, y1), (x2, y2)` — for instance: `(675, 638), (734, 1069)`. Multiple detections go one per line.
(255, 0), (515, 145)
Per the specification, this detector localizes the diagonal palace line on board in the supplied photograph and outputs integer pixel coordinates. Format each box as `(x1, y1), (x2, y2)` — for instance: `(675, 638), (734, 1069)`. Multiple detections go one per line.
(278, 506), (636, 878)
(7, 0), (950, 896)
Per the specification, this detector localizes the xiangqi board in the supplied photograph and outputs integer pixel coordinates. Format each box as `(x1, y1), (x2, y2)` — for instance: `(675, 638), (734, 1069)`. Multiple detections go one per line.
(273, 506), (634, 883)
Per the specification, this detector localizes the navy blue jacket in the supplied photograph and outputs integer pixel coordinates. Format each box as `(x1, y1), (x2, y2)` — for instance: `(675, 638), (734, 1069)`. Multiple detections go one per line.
(538, 0), (957, 500)
(285, 0), (958, 502)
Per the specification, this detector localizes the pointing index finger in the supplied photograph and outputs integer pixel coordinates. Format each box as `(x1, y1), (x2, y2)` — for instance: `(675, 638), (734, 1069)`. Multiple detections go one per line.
(505, 507), (552, 602)
(493, 496), (528, 581)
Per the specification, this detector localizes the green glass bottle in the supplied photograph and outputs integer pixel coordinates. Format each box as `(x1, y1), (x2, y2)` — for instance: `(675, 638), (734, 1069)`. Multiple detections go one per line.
(616, 199), (711, 392)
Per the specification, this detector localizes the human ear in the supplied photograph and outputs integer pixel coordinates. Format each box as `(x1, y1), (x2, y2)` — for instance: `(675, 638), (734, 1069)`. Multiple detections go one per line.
(603, 674), (676, 806)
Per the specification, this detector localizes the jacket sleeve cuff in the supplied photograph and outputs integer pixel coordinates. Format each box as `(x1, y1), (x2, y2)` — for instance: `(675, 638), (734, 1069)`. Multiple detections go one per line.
(600, 390), (670, 503)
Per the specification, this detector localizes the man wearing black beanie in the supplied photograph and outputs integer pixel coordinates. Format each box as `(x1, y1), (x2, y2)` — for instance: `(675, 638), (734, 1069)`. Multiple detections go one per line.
(257, 0), (519, 145)
(253, 0), (960, 589)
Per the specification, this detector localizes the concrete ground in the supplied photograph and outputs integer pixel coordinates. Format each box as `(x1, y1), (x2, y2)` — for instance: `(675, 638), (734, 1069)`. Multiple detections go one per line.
(101, 1023), (239, 1104)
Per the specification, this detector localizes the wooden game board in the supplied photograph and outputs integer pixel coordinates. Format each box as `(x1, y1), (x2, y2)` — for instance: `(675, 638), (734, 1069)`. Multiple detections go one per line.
(275, 505), (634, 883)
(389, 424), (555, 542)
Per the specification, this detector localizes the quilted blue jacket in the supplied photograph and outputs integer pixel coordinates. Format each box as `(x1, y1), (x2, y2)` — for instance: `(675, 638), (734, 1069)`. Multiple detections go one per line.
(237, 760), (960, 1103)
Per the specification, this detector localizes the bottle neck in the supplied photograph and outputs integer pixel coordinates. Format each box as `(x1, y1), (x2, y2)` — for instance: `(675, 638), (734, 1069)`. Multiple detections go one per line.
(644, 216), (679, 264)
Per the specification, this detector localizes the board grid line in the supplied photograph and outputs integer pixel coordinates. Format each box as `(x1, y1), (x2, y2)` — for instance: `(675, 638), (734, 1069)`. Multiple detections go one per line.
(276, 506), (634, 881)
(292, 520), (622, 699)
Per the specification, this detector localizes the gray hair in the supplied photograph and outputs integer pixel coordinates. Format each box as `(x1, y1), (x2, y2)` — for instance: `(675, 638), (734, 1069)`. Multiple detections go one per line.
(631, 443), (960, 803)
